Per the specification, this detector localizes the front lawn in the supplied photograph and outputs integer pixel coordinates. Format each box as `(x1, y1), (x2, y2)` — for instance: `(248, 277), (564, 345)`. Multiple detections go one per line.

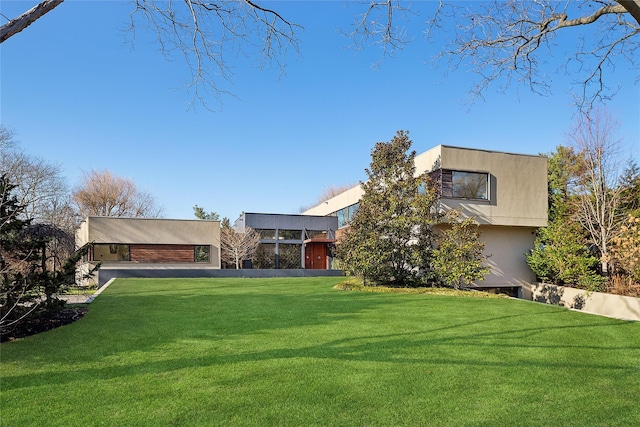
(2, 277), (638, 426)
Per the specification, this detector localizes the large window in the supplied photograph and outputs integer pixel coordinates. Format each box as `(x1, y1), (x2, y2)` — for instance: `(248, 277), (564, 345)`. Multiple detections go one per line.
(452, 171), (488, 199)
(438, 170), (489, 200)
(278, 244), (302, 269)
(254, 244), (276, 268)
(93, 244), (130, 261)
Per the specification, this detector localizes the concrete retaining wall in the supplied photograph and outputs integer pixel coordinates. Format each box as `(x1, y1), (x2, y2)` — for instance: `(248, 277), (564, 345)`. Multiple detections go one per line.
(524, 283), (640, 321)
(97, 266), (344, 287)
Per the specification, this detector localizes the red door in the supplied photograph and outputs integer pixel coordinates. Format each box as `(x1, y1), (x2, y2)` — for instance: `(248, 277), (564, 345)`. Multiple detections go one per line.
(305, 243), (327, 269)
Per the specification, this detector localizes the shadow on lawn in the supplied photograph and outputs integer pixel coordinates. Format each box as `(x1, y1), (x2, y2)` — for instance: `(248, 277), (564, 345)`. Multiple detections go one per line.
(3, 299), (638, 392)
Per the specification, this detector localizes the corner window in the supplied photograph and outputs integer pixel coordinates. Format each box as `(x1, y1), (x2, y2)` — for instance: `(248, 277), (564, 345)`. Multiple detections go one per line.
(194, 245), (210, 262)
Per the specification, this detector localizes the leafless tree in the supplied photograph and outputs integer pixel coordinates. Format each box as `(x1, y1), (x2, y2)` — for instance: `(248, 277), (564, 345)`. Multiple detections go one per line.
(4, 1), (638, 108)
(1, 0), (300, 108)
(0, 127), (75, 270)
(350, 1), (640, 108)
(0, 138), (68, 223)
(72, 169), (163, 218)
(568, 108), (626, 274)
(220, 225), (260, 269)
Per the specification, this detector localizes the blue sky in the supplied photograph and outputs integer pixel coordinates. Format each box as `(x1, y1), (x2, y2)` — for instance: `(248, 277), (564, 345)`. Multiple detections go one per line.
(2, 1), (639, 221)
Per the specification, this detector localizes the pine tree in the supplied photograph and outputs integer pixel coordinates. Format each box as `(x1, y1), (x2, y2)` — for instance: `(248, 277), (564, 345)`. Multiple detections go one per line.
(336, 131), (439, 286)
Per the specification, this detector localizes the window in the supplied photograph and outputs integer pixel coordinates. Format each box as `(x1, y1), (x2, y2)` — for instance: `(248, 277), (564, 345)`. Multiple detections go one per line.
(452, 171), (488, 199)
(278, 229), (302, 240)
(335, 203), (359, 228)
(256, 229), (276, 240)
(254, 244), (276, 268)
(347, 203), (359, 222)
(194, 245), (210, 262)
(92, 244), (130, 261)
(278, 244), (302, 269)
(337, 208), (348, 228)
(438, 170), (489, 200)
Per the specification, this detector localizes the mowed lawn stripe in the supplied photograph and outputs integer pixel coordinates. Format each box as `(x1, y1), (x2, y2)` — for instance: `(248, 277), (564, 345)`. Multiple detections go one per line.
(2, 277), (638, 426)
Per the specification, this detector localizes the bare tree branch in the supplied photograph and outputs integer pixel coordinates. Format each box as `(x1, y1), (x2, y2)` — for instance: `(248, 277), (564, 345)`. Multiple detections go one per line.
(128, 0), (302, 109)
(0, 0), (63, 43)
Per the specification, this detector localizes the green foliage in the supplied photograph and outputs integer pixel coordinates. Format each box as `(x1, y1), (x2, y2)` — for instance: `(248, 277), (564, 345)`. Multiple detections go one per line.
(0, 174), (97, 336)
(527, 146), (605, 290)
(432, 211), (490, 289)
(527, 219), (603, 288)
(336, 131), (439, 286)
(610, 215), (640, 282)
(193, 204), (220, 220)
(619, 160), (640, 217)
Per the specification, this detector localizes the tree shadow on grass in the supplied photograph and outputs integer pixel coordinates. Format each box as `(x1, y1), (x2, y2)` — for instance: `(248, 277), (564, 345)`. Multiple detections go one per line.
(3, 303), (638, 393)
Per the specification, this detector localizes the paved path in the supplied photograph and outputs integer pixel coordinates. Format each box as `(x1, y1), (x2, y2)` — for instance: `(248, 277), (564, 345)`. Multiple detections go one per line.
(57, 278), (116, 304)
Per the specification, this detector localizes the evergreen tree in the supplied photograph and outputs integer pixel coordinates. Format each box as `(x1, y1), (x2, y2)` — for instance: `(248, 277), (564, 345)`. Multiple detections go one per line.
(526, 146), (604, 289)
(1, 174), (96, 336)
(433, 211), (490, 289)
(336, 131), (439, 286)
(1, 174), (43, 330)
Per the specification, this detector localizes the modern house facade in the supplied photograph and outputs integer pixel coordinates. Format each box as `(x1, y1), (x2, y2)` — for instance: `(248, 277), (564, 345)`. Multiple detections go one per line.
(303, 145), (548, 292)
(76, 216), (221, 286)
(234, 213), (339, 270)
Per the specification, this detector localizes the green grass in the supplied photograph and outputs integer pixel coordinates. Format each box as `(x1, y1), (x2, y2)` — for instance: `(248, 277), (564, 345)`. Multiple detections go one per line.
(2, 277), (639, 426)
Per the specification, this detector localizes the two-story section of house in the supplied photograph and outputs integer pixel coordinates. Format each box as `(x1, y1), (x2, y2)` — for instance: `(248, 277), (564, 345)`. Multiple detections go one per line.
(303, 145), (548, 293)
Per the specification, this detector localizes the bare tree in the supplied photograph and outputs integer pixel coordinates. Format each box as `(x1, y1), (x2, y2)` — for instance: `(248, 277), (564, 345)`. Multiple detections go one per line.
(350, 1), (640, 108)
(0, 141), (68, 223)
(1, 0), (300, 107)
(72, 169), (163, 218)
(568, 108), (626, 274)
(220, 226), (260, 269)
(0, 127), (75, 271)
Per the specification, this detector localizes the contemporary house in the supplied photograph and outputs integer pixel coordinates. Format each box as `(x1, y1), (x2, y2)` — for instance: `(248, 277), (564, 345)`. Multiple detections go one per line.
(303, 145), (548, 293)
(76, 216), (220, 286)
(234, 213), (339, 270)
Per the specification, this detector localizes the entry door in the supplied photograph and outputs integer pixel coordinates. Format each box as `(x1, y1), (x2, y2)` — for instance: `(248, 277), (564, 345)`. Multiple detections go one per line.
(305, 243), (327, 269)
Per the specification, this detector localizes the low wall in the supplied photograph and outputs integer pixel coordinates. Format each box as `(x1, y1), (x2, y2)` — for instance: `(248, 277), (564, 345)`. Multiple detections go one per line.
(97, 266), (344, 287)
(525, 283), (640, 322)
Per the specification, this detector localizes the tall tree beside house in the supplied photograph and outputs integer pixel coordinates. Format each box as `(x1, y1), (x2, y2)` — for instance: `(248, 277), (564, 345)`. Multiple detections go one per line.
(220, 226), (261, 269)
(72, 169), (163, 218)
(568, 108), (627, 276)
(336, 131), (440, 286)
(527, 145), (604, 288)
